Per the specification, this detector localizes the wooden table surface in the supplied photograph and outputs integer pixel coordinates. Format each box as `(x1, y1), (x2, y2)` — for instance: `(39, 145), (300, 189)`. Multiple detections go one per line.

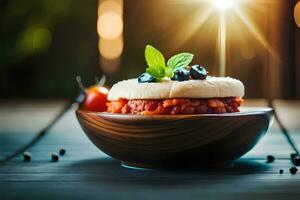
(0, 99), (300, 200)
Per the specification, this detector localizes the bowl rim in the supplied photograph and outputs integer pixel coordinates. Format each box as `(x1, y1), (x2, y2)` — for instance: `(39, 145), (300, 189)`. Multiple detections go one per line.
(76, 107), (273, 118)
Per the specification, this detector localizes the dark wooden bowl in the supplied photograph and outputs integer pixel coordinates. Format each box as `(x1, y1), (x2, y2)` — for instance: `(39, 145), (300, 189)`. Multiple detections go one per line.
(76, 107), (274, 168)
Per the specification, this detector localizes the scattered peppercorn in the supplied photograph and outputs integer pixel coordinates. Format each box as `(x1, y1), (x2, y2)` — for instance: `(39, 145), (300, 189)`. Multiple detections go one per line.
(23, 152), (31, 162)
(59, 148), (66, 155)
(290, 153), (297, 160)
(279, 169), (284, 174)
(267, 155), (275, 163)
(289, 166), (298, 175)
(51, 153), (59, 162)
(292, 156), (300, 166)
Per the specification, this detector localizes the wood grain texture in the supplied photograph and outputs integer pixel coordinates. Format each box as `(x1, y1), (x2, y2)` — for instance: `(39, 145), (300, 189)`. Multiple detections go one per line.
(76, 107), (274, 168)
(1, 101), (300, 200)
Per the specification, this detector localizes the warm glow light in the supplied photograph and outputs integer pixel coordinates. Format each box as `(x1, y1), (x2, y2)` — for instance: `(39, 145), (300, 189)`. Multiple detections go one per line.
(295, 1), (300, 28)
(97, 0), (124, 73)
(165, 7), (213, 50)
(99, 36), (123, 60)
(241, 46), (255, 60)
(213, 0), (234, 76)
(97, 12), (123, 40)
(98, 0), (122, 15)
(164, 0), (279, 76)
(233, 7), (279, 61)
(213, 0), (234, 10)
(218, 12), (226, 76)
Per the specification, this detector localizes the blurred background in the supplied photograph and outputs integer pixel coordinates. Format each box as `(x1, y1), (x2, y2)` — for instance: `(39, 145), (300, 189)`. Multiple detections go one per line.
(0, 0), (299, 99)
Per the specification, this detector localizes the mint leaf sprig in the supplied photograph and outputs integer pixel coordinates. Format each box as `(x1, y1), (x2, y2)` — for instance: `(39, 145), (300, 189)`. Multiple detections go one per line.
(145, 45), (194, 80)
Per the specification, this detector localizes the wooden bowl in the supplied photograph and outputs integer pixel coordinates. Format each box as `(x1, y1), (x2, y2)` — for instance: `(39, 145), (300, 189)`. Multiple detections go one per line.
(76, 107), (274, 168)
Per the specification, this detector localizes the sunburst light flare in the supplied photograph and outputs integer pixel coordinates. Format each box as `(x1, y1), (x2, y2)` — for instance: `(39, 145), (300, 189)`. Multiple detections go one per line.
(165, 0), (279, 77)
(213, 0), (234, 11)
(213, 0), (235, 76)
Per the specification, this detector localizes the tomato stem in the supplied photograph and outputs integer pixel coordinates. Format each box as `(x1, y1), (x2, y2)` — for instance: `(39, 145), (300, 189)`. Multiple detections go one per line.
(76, 76), (87, 94)
(97, 75), (106, 86)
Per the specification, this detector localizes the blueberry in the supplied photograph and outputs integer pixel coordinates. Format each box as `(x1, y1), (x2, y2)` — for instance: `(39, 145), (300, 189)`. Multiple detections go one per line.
(171, 69), (190, 81)
(138, 73), (155, 83)
(190, 65), (207, 80)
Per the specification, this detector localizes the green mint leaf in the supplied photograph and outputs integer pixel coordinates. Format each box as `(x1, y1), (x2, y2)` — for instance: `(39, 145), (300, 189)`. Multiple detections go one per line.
(165, 67), (174, 78)
(145, 45), (166, 79)
(167, 53), (194, 69)
(146, 67), (165, 79)
(145, 45), (166, 68)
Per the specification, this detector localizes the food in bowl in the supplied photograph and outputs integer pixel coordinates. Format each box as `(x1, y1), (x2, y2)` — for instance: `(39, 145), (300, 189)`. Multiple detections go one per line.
(107, 45), (244, 115)
(107, 78), (244, 114)
(76, 45), (274, 168)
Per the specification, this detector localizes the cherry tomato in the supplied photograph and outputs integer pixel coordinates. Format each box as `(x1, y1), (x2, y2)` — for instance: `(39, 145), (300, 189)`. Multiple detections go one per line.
(77, 76), (109, 112)
(80, 86), (109, 112)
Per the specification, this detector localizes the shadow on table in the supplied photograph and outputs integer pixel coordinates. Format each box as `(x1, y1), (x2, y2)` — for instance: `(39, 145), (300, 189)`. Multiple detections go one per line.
(67, 157), (270, 186)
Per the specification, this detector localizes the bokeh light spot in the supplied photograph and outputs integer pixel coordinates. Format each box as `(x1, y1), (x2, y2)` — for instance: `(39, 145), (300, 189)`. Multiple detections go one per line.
(241, 46), (255, 60)
(295, 1), (300, 28)
(97, 11), (123, 40)
(98, 0), (123, 16)
(18, 27), (52, 55)
(99, 36), (123, 60)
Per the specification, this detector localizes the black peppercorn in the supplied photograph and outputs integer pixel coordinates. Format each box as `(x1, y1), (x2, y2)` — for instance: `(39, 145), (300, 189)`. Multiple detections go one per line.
(279, 169), (284, 174)
(59, 148), (66, 155)
(266, 155), (275, 163)
(23, 152), (31, 162)
(289, 166), (298, 175)
(51, 153), (59, 162)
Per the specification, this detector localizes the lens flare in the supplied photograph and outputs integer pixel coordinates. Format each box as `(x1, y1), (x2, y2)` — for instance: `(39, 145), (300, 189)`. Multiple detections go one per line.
(165, 7), (214, 50)
(213, 0), (234, 10)
(233, 7), (279, 62)
(218, 12), (226, 76)
(158, 0), (280, 76)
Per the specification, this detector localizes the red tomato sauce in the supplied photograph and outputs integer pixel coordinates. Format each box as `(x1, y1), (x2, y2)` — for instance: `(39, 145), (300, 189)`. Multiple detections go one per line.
(107, 97), (243, 115)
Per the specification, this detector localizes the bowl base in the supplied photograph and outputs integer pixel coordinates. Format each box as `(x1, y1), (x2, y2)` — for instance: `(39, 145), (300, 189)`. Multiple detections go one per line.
(121, 160), (234, 170)
(121, 161), (156, 170)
